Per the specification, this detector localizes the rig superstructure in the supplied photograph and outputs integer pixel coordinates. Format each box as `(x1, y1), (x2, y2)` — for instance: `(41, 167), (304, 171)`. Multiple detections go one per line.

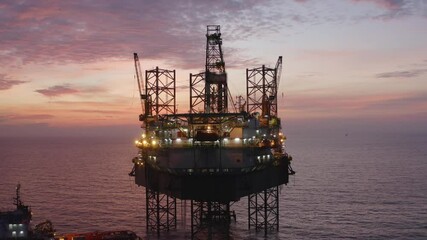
(129, 25), (295, 239)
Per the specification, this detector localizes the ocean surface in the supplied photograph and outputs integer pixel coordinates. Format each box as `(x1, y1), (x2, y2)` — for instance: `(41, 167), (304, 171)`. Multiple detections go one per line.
(1, 132), (426, 239)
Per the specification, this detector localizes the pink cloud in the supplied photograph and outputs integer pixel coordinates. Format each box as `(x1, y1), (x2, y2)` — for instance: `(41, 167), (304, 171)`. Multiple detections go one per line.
(281, 91), (427, 120)
(0, 74), (27, 90)
(297, 49), (356, 59)
(376, 68), (427, 78)
(352, 0), (405, 10)
(70, 109), (127, 114)
(35, 85), (79, 97)
(0, 0), (292, 69)
(4, 114), (54, 120)
(34, 84), (107, 97)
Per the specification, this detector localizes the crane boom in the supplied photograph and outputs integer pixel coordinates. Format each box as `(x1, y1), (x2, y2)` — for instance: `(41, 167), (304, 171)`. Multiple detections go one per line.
(275, 56), (283, 91)
(133, 53), (146, 115)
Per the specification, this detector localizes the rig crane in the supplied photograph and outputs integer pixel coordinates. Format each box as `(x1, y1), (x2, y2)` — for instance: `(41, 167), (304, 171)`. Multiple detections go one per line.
(275, 56), (283, 95)
(133, 53), (150, 124)
(269, 56), (283, 115)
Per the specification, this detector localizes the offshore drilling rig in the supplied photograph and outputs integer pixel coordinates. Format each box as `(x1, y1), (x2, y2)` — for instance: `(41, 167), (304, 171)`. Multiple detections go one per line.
(129, 25), (295, 239)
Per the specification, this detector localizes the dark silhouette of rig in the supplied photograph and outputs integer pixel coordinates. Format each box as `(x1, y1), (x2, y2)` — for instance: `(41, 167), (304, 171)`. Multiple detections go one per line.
(129, 25), (295, 239)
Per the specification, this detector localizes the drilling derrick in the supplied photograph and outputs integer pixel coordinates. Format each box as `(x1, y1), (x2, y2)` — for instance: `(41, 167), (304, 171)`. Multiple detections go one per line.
(191, 25), (228, 113)
(130, 26), (294, 239)
(205, 25), (227, 113)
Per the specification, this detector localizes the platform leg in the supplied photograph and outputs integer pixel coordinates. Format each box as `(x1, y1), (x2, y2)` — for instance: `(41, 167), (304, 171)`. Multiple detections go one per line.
(248, 186), (279, 235)
(145, 188), (177, 235)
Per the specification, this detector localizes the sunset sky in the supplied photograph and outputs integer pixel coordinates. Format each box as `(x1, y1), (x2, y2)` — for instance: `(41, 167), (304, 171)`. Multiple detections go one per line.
(1, 0), (426, 137)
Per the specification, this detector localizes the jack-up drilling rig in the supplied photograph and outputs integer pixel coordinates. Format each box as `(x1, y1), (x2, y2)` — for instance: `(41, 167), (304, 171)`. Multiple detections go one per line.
(130, 25), (294, 239)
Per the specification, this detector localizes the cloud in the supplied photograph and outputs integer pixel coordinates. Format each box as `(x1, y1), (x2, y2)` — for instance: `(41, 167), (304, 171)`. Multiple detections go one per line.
(376, 68), (427, 78)
(350, 0), (425, 20)
(176, 85), (190, 90)
(0, 0), (424, 70)
(280, 91), (427, 121)
(3, 114), (54, 120)
(352, 0), (406, 10)
(366, 92), (427, 108)
(70, 109), (126, 114)
(0, 74), (27, 90)
(0, 0), (281, 69)
(0, 114), (54, 126)
(292, 0), (424, 21)
(35, 84), (107, 97)
(35, 85), (79, 97)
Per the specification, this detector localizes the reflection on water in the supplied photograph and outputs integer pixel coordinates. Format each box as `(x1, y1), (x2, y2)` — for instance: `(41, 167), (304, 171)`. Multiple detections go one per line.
(0, 133), (426, 239)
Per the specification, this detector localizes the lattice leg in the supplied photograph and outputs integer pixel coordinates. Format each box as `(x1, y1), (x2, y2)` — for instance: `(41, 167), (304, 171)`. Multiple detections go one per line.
(248, 186), (279, 236)
(145, 188), (177, 236)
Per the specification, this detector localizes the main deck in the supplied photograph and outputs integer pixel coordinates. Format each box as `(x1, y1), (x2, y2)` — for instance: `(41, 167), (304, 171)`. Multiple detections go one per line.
(130, 112), (293, 202)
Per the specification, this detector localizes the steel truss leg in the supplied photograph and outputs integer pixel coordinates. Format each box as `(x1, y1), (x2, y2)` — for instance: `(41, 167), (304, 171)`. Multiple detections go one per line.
(145, 188), (177, 236)
(248, 186), (279, 236)
(191, 200), (231, 240)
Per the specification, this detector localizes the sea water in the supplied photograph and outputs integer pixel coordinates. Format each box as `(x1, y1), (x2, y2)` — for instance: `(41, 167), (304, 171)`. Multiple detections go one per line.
(0, 132), (426, 239)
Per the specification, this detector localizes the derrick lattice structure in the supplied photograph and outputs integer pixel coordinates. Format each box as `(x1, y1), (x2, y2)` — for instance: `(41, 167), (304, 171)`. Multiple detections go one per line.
(246, 56), (282, 116)
(190, 25), (228, 113)
(146, 67), (176, 116)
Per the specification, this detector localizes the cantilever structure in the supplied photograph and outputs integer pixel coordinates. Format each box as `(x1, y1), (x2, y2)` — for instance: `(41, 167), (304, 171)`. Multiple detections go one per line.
(129, 25), (295, 239)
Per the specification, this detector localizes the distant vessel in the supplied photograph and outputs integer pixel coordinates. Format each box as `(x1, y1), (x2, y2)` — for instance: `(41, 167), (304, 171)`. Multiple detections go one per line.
(0, 185), (141, 240)
(0, 184), (32, 239)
